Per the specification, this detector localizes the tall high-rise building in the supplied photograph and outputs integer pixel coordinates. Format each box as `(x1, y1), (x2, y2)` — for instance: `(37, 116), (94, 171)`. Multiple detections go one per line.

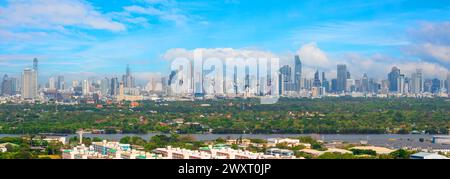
(313, 70), (321, 87)
(397, 74), (405, 94)
(361, 73), (369, 93)
(445, 74), (450, 93)
(57, 75), (65, 91)
(431, 78), (441, 94)
(322, 72), (329, 92)
(411, 69), (423, 94)
(82, 80), (90, 95)
(1, 74), (13, 96)
(100, 77), (110, 96)
(22, 68), (38, 99)
(279, 65), (292, 94)
(48, 76), (56, 90)
(122, 64), (135, 88)
(110, 77), (119, 96)
(336, 64), (347, 93)
(388, 67), (400, 92)
(331, 79), (337, 93)
(294, 55), (302, 91)
(33, 58), (38, 71)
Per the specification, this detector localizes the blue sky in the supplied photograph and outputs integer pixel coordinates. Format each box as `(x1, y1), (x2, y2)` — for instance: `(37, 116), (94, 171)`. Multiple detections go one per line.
(0, 0), (449, 83)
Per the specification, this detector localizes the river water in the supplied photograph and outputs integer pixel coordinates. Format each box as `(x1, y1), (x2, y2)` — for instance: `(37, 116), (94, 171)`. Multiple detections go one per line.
(1, 133), (448, 149)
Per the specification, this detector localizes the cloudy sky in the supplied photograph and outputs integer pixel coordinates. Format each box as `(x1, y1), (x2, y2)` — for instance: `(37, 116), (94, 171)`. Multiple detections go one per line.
(0, 0), (449, 83)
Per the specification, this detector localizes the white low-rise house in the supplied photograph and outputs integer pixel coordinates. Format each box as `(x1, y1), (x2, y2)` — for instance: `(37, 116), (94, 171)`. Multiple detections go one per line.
(410, 152), (449, 159)
(62, 141), (156, 159)
(153, 145), (292, 159)
(42, 136), (67, 145)
(267, 138), (311, 148)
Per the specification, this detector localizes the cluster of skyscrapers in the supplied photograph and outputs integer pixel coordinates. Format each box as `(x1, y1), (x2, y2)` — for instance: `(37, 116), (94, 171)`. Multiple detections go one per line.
(1, 57), (450, 103)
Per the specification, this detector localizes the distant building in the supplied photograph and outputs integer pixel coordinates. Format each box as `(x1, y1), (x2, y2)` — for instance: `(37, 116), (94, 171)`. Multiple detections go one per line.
(336, 64), (347, 93)
(22, 68), (38, 99)
(410, 152), (448, 159)
(388, 66), (400, 92)
(411, 69), (423, 94)
(1, 74), (15, 96)
(294, 55), (302, 91)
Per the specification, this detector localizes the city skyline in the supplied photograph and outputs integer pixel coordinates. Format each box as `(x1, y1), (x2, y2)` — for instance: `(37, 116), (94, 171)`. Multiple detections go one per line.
(0, 0), (449, 82)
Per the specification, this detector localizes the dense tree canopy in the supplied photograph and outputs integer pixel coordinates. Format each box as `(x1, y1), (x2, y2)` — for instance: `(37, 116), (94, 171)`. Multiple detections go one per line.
(0, 97), (448, 134)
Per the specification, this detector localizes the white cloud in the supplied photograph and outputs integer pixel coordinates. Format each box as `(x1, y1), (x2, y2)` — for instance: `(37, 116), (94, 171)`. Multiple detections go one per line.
(294, 43), (449, 79)
(297, 43), (335, 69)
(405, 22), (450, 67)
(163, 48), (278, 61)
(124, 0), (188, 25)
(163, 46), (449, 79)
(0, 0), (126, 32)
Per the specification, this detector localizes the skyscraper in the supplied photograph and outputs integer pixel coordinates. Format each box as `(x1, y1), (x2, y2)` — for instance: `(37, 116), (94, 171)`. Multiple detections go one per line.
(82, 80), (90, 95)
(388, 67), (400, 92)
(446, 74), (450, 93)
(294, 55), (302, 91)
(397, 74), (405, 94)
(22, 68), (38, 99)
(100, 77), (110, 96)
(322, 72), (329, 92)
(1, 74), (13, 96)
(122, 64), (135, 88)
(411, 69), (423, 94)
(336, 64), (347, 93)
(313, 70), (321, 87)
(279, 65), (292, 94)
(33, 58), (38, 71)
(48, 76), (57, 90)
(57, 75), (65, 91)
(361, 73), (369, 93)
(431, 78), (440, 94)
(110, 77), (119, 96)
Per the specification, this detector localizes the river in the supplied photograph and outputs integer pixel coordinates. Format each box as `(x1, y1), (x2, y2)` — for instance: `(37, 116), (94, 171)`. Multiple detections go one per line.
(1, 133), (448, 149)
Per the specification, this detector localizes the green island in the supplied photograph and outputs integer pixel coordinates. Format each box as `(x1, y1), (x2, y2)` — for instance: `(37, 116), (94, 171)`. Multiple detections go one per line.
(0, 97), (449, 134)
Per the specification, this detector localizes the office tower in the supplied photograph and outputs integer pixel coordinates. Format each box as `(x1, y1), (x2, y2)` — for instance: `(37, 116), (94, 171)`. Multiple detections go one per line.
(100, 77), (110, 96)
(404, 77), (411, 94)
(411, 69), (423, 94)
(33, 58), (39, 88)
(1, 74), (13, 96)
(423, 79), (432, 93)
(244, 65), (250, 90)
(368, 78), (378, 93)
(313, 70), (321, 87)
(279, 65), (292, 94)
(22, 68), (38, 99)
(48, 76), (56, 90)
(346, 79), (355, 92)
(57, 75), (65, 91)
(294, 55), (302, 91)
(388, 67), (400, 92)
(82, 80), (90, 95)
(119, 82), (125, 96)
(122, 65), (135, 88)
(361, 73), (369, 93)
(397, 74), (405, 94)
(322, 72), (329, 92)
(33, 58), (38, 71)
(446, 74), (450, 93)
(110, 77), (119, 96)
(355, 79), (361, 92)
(337, 64), (347, 93)
(331, 79), (337, 93)
(431, 78), (440, 94)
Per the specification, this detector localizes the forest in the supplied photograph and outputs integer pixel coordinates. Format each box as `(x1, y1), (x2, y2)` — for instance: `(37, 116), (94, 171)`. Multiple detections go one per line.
(0, 97), (448, 134)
